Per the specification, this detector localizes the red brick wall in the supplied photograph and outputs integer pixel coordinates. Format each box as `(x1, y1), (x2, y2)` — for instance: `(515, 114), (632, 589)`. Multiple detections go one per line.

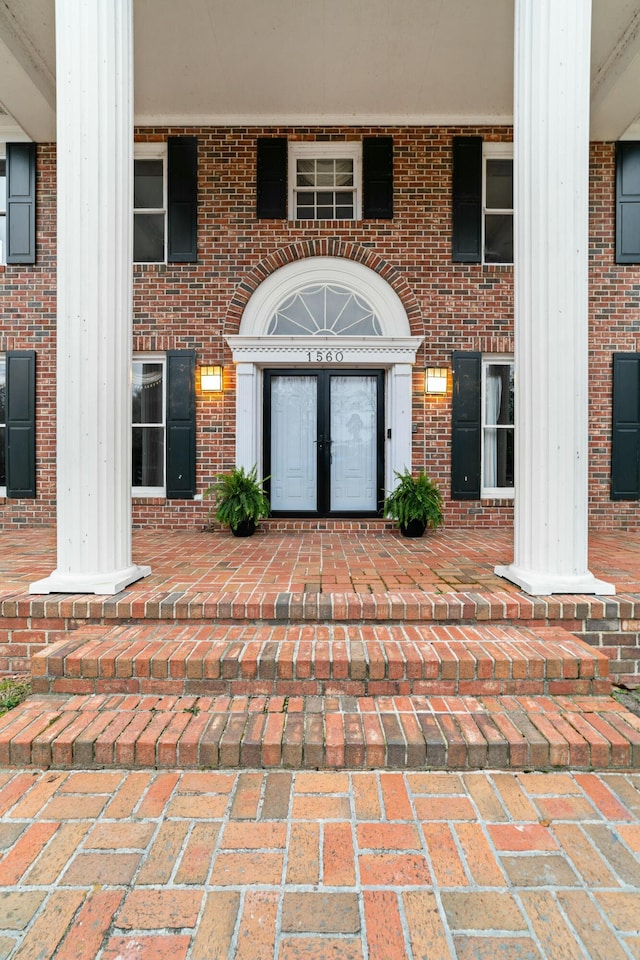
(0, 129), (638, 530)
(0, 143), (57, 527)
(588, 142), (640, 529)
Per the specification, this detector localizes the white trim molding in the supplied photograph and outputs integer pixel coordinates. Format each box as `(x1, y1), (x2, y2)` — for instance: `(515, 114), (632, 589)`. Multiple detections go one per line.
(288, 140), (362, 221)
(228, 257), (422, 499)
(239, 257), (411, 338)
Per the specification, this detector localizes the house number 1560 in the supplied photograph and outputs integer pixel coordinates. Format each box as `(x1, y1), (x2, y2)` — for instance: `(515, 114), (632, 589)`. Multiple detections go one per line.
(307, 349), (344, 363)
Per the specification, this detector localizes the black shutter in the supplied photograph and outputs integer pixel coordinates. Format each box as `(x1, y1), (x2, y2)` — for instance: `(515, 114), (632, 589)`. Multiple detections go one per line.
(452, 136), (482, 263)
(451, 351), (481, 499)
(168, 136), (198, 263)
(611, 353), (640, 499)
(166, 350), (196, 498)
(616, 142), (640, 264)
(6, 143), (36, 265)
(363, 136), (393, 219)
(6, 350), (36, 498)
(256, 138), (287, 218)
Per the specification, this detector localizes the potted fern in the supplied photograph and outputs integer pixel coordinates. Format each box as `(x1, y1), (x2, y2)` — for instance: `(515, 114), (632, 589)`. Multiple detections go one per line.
(204, 465), (270, 537)
(384, 469), (444, 538)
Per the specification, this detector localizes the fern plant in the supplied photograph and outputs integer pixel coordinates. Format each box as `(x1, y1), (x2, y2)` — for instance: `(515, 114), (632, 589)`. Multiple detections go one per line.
(204, 465), (270, 531)
(383, 469), (443, 531)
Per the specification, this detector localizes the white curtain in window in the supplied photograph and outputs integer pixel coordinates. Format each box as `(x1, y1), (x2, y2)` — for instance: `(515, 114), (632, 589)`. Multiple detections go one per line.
(484, 368), (502, 488)
(132, 369), (162, 389)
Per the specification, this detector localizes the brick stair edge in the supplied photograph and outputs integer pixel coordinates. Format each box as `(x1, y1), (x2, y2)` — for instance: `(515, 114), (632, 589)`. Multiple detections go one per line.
(1, 693), (638, 772)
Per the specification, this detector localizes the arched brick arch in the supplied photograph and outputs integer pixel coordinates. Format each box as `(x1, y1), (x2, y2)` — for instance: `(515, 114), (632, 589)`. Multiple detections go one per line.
(225, 239), (423, 336)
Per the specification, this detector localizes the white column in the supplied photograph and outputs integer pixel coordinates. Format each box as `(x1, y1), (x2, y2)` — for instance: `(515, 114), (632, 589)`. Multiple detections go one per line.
(495, 0), (614, 595)
(31, 0), (150, 594)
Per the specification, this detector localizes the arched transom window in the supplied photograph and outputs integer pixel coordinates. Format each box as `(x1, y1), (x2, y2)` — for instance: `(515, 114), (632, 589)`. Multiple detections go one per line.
(267, 283), (382, 337)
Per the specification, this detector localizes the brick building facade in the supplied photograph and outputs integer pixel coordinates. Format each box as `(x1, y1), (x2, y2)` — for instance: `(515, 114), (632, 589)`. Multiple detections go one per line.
(1, 0), (637, 596)
(1, 131), (639, 531)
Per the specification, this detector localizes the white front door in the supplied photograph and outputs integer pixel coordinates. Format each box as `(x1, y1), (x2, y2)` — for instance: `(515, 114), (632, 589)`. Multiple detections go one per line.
(265, 369), (383, 515)
(269, 374), (317, 511)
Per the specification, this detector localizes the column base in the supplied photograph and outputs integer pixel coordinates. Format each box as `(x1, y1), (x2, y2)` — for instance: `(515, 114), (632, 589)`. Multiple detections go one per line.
(29, 564), (152, 596)
(494, 564), (615, 596)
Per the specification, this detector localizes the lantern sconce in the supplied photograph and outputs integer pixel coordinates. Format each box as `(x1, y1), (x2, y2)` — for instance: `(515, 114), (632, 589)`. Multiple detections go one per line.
(425, 367), (448, 395)
(201, 365), (224, 393)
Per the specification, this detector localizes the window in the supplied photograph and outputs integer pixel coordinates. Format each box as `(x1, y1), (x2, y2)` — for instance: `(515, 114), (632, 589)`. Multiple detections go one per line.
(0, 355), (5, 493)
(482, 357), (514, 497)
(134, 144), (166, 263)
(267, 283), (382, 336)
(132, 355), (165, 495)
(0, 146), (6, 265)
(483, 143), (513, 264)
(289, 142), (362, 220)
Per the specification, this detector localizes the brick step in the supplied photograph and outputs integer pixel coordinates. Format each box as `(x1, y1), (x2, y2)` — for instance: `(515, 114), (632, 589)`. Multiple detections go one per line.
(1, 691), (638, 772)
(30, 623), (611, 698)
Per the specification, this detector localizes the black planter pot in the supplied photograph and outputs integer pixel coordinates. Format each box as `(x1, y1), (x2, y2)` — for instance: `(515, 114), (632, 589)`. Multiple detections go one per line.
(231, 519), (256, 537)
(400, 519), (427, 538)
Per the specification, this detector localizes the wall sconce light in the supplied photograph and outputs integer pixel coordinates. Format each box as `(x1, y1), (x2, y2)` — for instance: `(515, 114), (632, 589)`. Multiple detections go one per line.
(201, 365), (224, 392)
(425, 367), (448, 395)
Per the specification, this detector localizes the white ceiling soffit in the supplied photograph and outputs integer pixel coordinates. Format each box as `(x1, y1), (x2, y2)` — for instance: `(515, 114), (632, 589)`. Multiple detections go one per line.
(591, 1), (640, 139)
(133, 0), (515, 126)
(0, 0), (639, 141)
(0, 0), (55, 141)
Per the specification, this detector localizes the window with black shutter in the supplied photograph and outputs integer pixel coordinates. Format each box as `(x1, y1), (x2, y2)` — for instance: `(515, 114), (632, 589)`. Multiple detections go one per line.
(6, 143), (36, 265)
(166, 350), (196, 499)
(451, 351), (482, 499)
(363, 137), (393, 219)
(134, 137), (198, 263)
(168, 136), (198, 262)
(5, 350), (36, 498)
(452, 137), (482, 263)
(616, 142), (640, 264)
(257, 138), (288, 219)
(611, 353), (640, 499)
(257, 137), (394, 221)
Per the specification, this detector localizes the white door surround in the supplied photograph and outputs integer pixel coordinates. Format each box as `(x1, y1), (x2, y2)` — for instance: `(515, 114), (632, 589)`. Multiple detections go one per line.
(227, 257), (422, 500)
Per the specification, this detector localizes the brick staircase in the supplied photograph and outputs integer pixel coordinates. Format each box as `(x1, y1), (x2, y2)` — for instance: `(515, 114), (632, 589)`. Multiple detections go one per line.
(2, 616), (639, 772)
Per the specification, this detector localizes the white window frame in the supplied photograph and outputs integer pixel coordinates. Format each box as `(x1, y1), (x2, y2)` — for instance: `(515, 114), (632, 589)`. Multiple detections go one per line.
(482, 142), (513, 265)
(133, 143), (167, 264)
(288, 141), (362, 221)
(0, 144), (6, 266)
(481, 354), (514, 499)
(132, 352), (166, 497)
(0, 353), (5, 496)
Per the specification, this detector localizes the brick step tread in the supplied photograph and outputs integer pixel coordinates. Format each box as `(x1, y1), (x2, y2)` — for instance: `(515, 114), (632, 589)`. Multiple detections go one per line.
(2, 692), (638, 771)
(6, 588), (639, 623)
(31, 624), (611, 698)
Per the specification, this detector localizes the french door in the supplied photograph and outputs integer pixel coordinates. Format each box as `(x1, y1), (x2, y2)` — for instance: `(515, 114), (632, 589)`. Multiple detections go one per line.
(264, 369), (385, 516)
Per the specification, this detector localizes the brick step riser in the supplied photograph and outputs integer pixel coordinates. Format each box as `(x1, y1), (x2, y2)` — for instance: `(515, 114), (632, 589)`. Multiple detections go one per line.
(30, 628), (611, 694)
(3, 619), (638, 687)
(32, 675), (612, 698)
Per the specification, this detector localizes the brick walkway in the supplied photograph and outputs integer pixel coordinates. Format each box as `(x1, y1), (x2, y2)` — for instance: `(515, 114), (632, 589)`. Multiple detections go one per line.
(0, 768), (639, 959)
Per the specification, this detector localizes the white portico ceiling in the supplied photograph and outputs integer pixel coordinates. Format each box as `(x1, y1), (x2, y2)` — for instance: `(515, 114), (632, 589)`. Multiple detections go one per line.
(0, 0), (639, 141)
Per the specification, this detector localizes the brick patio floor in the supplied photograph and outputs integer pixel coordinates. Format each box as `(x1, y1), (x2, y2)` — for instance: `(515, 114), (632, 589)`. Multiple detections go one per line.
(2, 525), (640, 597)
(0, 767), (639, 959)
